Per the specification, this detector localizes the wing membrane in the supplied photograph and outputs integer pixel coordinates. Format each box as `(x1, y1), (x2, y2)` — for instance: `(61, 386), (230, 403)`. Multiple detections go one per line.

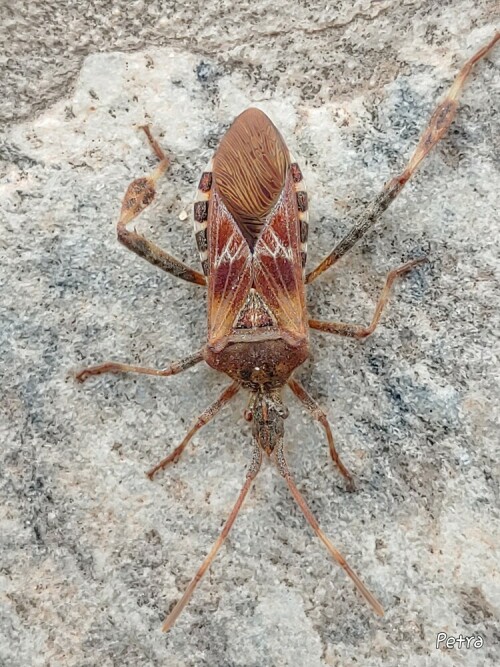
(213, 108), (290, 250)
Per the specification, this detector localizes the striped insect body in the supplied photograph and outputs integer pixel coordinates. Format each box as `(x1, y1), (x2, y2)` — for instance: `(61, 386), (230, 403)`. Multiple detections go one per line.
(75, 33), (499, 631)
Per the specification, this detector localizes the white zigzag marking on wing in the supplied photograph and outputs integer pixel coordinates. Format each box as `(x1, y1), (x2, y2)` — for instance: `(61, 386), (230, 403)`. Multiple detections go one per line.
(259, 228), (294, 261)
(214, 230), (247, 268)
(212, 229), (250, 338)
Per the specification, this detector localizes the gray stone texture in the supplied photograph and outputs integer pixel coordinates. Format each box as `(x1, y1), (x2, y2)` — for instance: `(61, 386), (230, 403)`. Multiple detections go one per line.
(1, 1), (499, 666)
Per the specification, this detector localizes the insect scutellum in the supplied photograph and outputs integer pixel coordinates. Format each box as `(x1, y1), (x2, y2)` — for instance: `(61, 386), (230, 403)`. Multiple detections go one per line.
(74, 33), (499, 632)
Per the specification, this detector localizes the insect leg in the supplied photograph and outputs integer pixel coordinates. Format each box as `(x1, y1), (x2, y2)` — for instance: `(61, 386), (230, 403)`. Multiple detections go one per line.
(309, 257), (427, 338)
(287, 378), (354, 491)
(75, 349), (204, 383)
(161, 442), (262, 631)
(147, 382), (240, 479)
(117, 125), (206, 286)
(306, 32), (499, 285)
(274, 440), (384, 617)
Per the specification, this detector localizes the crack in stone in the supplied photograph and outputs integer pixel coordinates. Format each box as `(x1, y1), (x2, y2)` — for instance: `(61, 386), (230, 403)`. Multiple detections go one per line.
(154, 3), (392, 59)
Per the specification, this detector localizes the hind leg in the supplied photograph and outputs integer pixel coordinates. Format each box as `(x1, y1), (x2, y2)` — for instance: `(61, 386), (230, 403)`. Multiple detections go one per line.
(306, 34), (499, 284)
(117, 126), (206, 286)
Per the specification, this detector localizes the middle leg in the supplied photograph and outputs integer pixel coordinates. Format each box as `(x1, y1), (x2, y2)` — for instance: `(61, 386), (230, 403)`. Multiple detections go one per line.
(309, 257), (426, 338)
(75, 349), (205, 383)
(287, 378), (354, 491)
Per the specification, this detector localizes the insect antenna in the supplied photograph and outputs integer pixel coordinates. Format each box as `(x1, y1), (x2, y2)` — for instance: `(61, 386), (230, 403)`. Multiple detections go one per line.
(162, 444), (263, 632)
(274, 441), (384, 617)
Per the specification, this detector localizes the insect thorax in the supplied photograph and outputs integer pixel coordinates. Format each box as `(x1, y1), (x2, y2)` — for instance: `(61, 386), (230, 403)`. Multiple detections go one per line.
(203, 336), (309, 391)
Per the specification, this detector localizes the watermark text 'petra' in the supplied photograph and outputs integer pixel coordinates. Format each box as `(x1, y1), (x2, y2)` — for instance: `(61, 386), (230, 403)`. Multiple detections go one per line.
(436, 633), (483, 649)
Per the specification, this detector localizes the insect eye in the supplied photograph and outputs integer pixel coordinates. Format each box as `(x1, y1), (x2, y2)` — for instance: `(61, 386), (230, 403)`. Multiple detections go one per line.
(244, 409), (253, 422)
(279, 405), (290, 419)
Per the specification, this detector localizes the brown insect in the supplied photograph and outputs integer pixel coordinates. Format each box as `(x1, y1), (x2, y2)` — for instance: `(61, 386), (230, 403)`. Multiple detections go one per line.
(76, 33), (499, 631)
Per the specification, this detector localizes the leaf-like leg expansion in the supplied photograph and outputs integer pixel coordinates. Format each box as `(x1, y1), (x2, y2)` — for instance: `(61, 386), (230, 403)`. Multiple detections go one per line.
(147, 382), (240, 479)
(287, 378), (354, 491)
(309, 257), (427, 338)
(75, 349), (204, 383)
(306, 32), (499, 284)
(274, 440), (384, 617)
(118, 126), (206, 286)
(161, 442), (262, 632)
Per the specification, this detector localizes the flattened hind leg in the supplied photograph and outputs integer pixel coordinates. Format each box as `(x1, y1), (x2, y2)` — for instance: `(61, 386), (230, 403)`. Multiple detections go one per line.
(118, 126), (206, 286)
(306, 33), (499, 284)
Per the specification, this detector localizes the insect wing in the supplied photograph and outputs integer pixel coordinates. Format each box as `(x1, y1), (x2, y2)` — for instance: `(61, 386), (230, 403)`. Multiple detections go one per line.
(252, 172), (307, 341)
(206, 190), (253, 349)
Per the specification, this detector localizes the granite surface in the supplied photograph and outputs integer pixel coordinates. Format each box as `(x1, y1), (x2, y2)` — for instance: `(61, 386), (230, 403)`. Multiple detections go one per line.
(1, 2), (499, 666)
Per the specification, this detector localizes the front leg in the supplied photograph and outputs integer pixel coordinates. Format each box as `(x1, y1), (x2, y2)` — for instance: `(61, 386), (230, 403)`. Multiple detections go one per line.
(309, 258), (426, 338)
(146, 381), (240, 480)
(118, 126), (206, 286)
(287, 378), (354, 491)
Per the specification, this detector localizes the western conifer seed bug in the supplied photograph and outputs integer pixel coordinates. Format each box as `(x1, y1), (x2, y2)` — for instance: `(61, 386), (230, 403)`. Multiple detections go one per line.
(76, 33), (499, 631)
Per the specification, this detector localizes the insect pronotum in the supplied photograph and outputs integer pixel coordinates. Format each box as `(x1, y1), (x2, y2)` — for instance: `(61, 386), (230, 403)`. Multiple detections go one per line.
(76, 33), (499, 631)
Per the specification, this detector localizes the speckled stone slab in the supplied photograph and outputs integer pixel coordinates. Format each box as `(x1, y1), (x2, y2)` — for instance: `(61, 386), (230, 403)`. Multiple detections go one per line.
(1, 2), (499, 666)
